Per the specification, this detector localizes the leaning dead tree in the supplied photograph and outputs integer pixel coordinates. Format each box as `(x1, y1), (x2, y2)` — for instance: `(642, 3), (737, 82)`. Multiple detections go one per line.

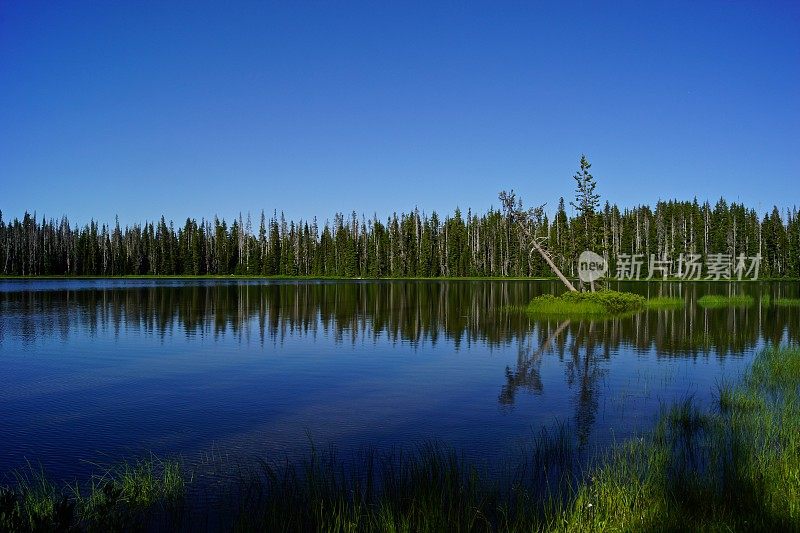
(499, 190), (578, 292)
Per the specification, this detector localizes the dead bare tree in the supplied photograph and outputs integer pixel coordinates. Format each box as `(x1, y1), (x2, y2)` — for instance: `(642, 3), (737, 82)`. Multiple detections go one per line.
(499, 190), (577, 292)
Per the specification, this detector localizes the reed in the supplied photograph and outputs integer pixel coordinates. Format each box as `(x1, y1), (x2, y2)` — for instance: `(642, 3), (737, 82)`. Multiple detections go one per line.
(697, 294), (755, 308)
(645, 296), (685, 309)
(774, 298), (800, 307)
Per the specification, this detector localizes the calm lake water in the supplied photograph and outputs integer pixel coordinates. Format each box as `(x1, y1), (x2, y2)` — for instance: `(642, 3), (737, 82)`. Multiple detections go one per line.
(1, 279), (798, 483)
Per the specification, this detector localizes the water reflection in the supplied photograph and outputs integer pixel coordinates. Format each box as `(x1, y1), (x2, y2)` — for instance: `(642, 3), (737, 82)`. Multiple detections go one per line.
(1, 280), (799, 481)
(499, 320), (571, 405)
(2, 280), (798, 354)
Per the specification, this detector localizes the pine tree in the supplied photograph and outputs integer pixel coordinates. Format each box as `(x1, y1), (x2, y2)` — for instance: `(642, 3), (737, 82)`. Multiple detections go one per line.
(570, 154), (600, 252)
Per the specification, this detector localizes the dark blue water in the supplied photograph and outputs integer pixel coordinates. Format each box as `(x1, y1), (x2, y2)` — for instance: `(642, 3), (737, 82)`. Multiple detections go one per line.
(1, 279), (797, 483)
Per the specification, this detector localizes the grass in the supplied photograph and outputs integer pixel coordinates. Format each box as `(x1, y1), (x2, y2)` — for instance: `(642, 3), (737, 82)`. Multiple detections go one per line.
(2, 346), (799, 531)
(526, 289), (646, 317)
(645, 296), (685, 309)
(0, 457), (185, 532)
(774, 298), (800, 307)
(697, 294), (755, 308)
(558, 345), (800, 531)
(4, 274), (799, 283)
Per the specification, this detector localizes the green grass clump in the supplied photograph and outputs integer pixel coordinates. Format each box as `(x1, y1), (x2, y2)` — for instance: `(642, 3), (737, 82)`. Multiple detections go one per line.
(526, 294), (607, 316)
(527, 289), (646, 317)
(0, 457), (185, 532)
(718, 383), (764, 413)
(748, 345), (800, 389)
(774, 298), (800, 307)
(645, 296), (685, 309)
(697, 294), (755, 308)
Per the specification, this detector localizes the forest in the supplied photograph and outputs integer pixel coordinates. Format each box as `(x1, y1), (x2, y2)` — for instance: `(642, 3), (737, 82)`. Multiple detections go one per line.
(2, 196), (798, 279)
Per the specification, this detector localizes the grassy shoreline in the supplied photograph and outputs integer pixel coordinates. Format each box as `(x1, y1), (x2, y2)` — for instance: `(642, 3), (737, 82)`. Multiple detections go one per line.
(1, 274), (798, 282)
(2, 345), (797, 531)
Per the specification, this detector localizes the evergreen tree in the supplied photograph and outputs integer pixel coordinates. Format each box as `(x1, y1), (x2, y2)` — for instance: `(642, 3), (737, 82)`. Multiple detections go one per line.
(570, 154), (601, 252)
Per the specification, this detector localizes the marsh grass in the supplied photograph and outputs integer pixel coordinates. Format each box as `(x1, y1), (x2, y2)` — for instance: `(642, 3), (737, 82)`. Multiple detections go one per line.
(526, 295), (606, 316)
(526, 290), (646, 317)
(697, 294), (755, 308)
(774, 298), (800, 307)
(0, 456), (185, 532)
(554, 346), (800, 532)
(645, 296), (685, 309)
(2, 346), (799, 532)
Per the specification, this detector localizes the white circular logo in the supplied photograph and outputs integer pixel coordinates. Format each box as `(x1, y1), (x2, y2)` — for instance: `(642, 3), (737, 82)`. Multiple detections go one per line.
(578, 250), (608, 283)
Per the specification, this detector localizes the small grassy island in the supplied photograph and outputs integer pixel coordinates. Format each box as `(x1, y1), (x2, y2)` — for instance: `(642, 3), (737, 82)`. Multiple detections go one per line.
(698, 295), (756, 308)
(525, 289), (647, 317)
(644, 296), (686, 309)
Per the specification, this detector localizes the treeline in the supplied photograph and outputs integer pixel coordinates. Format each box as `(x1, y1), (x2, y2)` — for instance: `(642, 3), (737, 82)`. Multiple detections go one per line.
(1, 198), (798, 278)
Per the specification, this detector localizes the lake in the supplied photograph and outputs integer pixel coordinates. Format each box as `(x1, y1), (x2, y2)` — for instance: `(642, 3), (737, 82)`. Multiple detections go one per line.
(1, 279), (798, 484)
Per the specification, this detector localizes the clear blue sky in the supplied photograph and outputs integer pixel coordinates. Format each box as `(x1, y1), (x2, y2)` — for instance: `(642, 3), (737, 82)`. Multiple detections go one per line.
(1, 1), (798, 226)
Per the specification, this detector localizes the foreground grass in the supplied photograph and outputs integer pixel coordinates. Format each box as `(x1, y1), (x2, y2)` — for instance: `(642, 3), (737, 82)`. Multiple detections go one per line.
(526, 290), (646, 317)
(557, 345), (800, 531)
(697, 294), (755, 308)
(775, 298), (800, 307)
(2, 346), (798, 531)
(0, 457), (185, 532)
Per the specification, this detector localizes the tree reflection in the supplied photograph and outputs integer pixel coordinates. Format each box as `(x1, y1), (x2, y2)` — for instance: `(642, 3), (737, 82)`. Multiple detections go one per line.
(566, 321), (606, 447)
(499, 320), (571, 405)
(1, 280), (798, 357)
(2, 280), (798, 447)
